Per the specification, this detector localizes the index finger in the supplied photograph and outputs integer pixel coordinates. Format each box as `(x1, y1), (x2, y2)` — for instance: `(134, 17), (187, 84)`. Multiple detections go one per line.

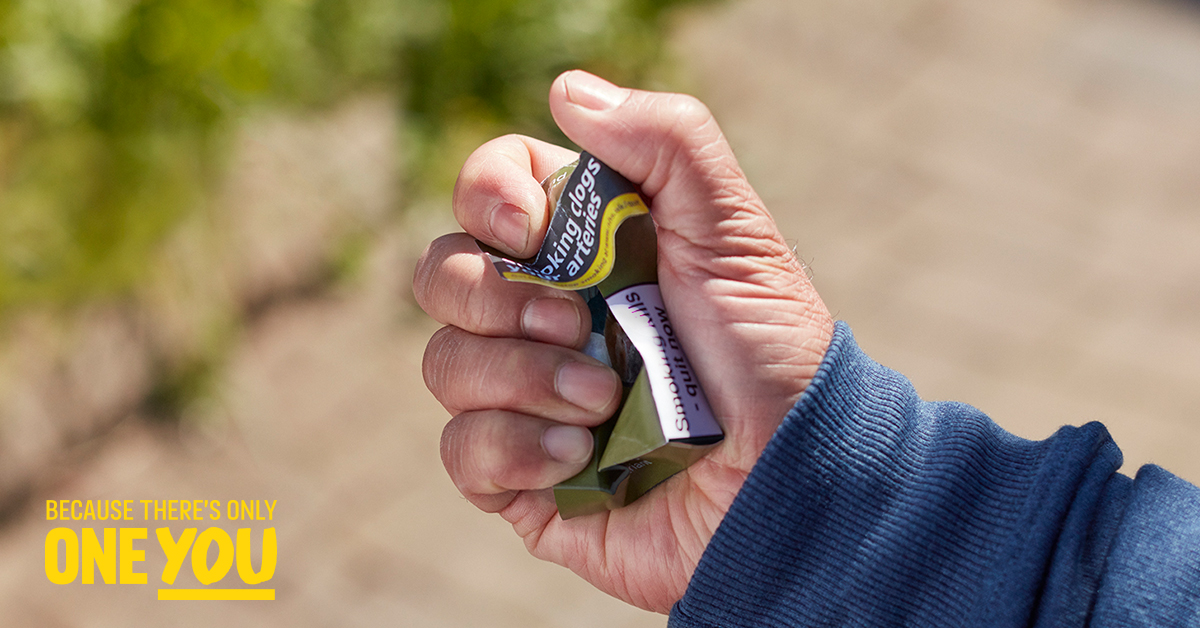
(453, 134), (579, 259)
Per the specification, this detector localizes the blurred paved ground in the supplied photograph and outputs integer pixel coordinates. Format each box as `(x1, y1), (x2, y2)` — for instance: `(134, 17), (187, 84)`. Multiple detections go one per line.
(2, 0), (1200, 625)
(676, 0), (1200, 478)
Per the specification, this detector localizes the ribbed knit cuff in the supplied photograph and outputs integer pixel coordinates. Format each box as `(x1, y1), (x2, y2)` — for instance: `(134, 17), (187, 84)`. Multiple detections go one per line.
(670, 322), (1127, 628)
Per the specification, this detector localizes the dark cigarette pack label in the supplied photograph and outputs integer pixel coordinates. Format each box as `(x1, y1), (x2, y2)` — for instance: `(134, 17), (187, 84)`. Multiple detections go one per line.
(485, 153), (647, 290)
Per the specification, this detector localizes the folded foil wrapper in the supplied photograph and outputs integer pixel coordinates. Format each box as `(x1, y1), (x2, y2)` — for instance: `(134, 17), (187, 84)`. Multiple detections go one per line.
(479, 151), (723, 520)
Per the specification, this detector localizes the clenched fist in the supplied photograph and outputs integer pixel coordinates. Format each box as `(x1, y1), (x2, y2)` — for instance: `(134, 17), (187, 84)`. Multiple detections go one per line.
(412, 70), (834, 613)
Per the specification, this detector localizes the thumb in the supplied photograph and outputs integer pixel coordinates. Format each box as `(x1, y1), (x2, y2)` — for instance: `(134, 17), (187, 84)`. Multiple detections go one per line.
(548, 70), (781, 257)
(549, 71), (833, 458)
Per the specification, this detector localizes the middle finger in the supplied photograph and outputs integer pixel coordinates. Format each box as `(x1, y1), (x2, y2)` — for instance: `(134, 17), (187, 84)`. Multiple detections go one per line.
(413, 232), (590, 348)
(423, 325), (622, 422)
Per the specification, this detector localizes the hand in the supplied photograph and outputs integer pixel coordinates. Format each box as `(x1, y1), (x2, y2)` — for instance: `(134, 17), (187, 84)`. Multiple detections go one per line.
(412, 70), (835, 613)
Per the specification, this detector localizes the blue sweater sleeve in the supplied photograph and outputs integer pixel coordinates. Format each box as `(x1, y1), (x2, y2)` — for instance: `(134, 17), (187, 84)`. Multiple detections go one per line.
(669, 322), (1200, 627)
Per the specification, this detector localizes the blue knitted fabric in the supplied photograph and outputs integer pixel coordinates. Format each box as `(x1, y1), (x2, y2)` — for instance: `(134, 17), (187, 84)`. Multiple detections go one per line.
(670, 322), (1200, 627)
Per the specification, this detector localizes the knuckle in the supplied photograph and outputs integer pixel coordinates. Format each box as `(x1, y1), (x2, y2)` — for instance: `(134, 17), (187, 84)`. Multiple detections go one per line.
(648, 93), (728, 186)
(446, 411), (509, 493)
(439, 414), (471, 488)
(411, 234), (461, 313)
(666, 94), (715, 141)
(670, 93), (713, 125)
(441, 415), (520, 511)
(452, 135), (521, 224)
(440, 410), (547, 496)
(422, 326), (465, 404)
(458, 276), (494, 333)
(411, 244), (437, 312)
(472, 436), (509, 490)
(452, 145), (489, 207)
(414, 235), (514, 335)
(440, 411), (504, 494)
(425, 330), (565, 417)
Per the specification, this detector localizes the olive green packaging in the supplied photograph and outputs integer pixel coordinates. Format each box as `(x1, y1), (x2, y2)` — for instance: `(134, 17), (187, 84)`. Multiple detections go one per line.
(480, 152), (723, 520)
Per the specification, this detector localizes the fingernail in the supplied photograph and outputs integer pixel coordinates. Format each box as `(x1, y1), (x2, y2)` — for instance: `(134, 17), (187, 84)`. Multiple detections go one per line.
(542, 425), (593, 464)
(523, 297), (582, 346)
(556, 361), (619, 413)
(564, 71), (627, 111)
(491, 203), (530, 253)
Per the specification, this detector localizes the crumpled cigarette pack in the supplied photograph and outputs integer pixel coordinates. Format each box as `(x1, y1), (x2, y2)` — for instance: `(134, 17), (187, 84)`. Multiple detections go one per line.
(480, 152), (723, 519)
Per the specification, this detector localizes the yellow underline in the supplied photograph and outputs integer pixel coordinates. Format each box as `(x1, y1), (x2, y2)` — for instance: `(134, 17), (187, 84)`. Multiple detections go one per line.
(158, 589), (275, 601)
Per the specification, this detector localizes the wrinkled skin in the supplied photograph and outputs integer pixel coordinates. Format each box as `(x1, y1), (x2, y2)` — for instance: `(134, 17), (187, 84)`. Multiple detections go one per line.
(412, 70), (835, 613)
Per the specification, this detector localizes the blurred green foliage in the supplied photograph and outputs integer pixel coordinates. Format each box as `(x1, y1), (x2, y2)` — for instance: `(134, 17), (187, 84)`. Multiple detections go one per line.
(0, 0), (706, 316)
